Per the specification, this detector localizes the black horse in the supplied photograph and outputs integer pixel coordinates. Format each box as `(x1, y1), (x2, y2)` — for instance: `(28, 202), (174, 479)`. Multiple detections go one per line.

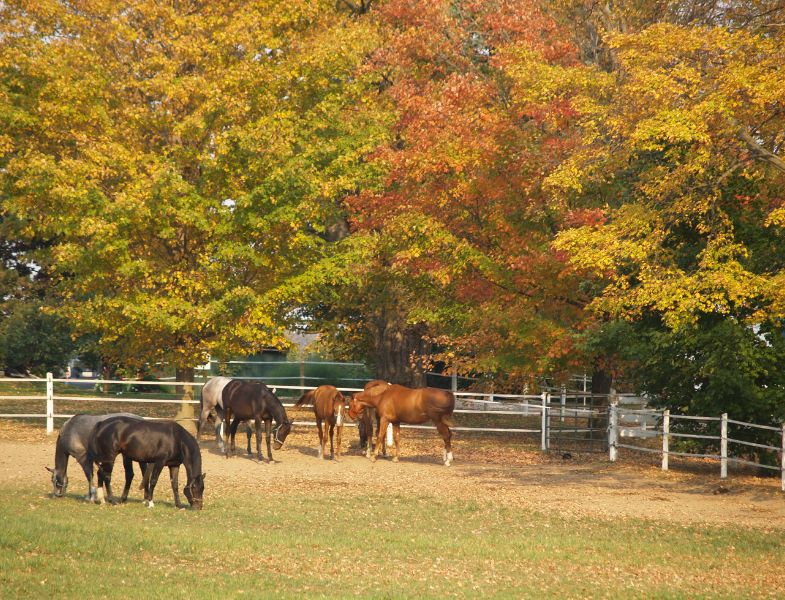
(222, 379), (291, 462)
(88, 417), (205, 510)
(47, 412), (144, 501)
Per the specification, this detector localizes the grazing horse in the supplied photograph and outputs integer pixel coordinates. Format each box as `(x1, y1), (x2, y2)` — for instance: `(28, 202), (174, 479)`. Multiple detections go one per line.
(222, 379), (291, 462)
(197, 376), (252, 451)
(354, 380), (389, 458)
(349, 384), (455, 466)
(295, 385), (346, 460)
(46, 413), (144, 501)
(88, 416), (205, 509)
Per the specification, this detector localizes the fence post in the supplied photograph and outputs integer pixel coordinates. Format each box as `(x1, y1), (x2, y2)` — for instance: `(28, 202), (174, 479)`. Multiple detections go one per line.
(560, 385), (566, 423)
(780, 424), (785, 493)
(608, 402), (618, 462)
(46, 372), (54, 435)
(661, 409), (669, 471)
(720, 413), (728, 479)
(540, 392), (549, 451)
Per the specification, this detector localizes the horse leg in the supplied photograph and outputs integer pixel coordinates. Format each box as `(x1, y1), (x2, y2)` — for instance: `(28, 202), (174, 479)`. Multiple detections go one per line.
(264, 419), (273, 462)
(169, 465), (183, 509)
(362, 412), (373, 458)
(79, 458), (95, 502)
(119, 454), (134, 503)
(392, 423), (401, 463)
(254, 417), (263, 462)
(376, 412), (387, 457)
(229, 416), (243, 458)
(137, 462), (148, 490)
(144, 461), (165, 508)
(316, 417), (324, 459)
(214, 405), (225, 451)
(223, 408), (233, 458)
(197, 404), (212, 442)
(246, 421), (253, 456)
(371, 417), (389, 462)
(435, 419), (453, 466)
(142, 462), (153, 500)
(336, 422), (343, 460)
(101, 461), (117, 504)
(328, 422), (335, 460)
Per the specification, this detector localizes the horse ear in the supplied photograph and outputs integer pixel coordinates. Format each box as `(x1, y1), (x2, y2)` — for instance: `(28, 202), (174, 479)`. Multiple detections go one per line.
(45, 466), (54, 473)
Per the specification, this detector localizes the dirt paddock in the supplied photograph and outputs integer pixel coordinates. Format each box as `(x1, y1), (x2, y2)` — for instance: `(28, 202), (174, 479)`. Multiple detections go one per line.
(1, 420), (784, 529)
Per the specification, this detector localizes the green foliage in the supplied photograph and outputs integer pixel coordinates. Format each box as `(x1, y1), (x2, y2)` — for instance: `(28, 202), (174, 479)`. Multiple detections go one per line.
(0, 302), (75, 375)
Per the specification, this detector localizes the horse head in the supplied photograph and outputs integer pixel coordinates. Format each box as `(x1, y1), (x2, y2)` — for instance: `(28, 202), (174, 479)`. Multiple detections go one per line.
(272, 421), (291, 450)
(183, 472), (206, 510)
(45, 466), (68, 497)
(347, 396), (369, 420)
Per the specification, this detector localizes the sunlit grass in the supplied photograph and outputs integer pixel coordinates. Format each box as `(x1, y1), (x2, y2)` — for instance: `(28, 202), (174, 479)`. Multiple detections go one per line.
(0, 485), (783, 599)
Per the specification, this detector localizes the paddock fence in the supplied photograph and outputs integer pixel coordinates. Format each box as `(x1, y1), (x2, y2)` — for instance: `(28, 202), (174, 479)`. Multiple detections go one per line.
(3, 374), (783, 489)
(0, 375), (580, 445)
(609, 403), (785, 491)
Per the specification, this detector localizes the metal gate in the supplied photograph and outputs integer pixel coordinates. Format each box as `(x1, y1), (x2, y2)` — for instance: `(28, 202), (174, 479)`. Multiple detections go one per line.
(547, 393), (610, 453)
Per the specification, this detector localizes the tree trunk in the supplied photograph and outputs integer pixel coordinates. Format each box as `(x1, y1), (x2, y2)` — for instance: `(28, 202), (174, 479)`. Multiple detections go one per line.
(174, 366), (196, 435)
(590, 364), (613, 449)
(372, 309), (427, 387)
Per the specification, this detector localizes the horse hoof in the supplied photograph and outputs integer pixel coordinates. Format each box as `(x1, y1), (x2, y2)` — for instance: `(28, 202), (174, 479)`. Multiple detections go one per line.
(369, 455), (377, 463)
(392, 456), (399, 463)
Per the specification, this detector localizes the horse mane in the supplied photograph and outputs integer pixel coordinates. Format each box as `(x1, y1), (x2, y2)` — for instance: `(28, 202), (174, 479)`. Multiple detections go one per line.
(178, 424), (202, 478)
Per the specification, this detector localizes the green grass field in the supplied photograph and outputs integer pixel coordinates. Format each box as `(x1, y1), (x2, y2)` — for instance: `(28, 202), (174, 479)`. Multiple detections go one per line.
(1, 485), (783, 599)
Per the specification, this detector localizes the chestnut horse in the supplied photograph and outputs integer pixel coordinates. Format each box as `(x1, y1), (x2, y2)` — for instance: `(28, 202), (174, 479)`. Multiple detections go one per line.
(294, 385), (346, 460)
(349, 383), (455, 465)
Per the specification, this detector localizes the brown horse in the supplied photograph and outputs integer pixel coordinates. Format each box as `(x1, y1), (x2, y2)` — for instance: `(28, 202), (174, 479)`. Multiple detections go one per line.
(294, 385), (346, 460)
(354, 380), (388, 457)
(348, 383), (455, 466)
(222, 380), (291, 462)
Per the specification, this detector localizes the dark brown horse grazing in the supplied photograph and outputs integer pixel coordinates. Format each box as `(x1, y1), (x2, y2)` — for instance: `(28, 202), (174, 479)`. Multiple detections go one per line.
(222, 379), (291, 462)
(295, 385), (346, 460)
(87, 416), (205, 509)
(348, 384), (455, 465)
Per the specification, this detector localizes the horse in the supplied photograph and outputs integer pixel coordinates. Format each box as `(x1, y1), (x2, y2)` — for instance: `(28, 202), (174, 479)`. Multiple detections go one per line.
(88, 416), (205, 509)
(46, 413), (145, 501)
(348, 383), (455, 466)
(197, 376), (253, 452)
(353, 380), (389, 458)
(294, 385), (346, 460)
(222, 379), (291, 462)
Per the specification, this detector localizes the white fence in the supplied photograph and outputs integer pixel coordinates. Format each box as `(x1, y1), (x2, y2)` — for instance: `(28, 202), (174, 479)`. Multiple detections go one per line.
(0, 374), (561, 441)
(6, 374), (782, 489)
(609, 404), (785, 491)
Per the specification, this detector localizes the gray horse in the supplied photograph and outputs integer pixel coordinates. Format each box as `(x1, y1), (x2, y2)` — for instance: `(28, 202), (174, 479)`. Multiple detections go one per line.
(47, 413), (143, 501)
(197, 376), (253, 452)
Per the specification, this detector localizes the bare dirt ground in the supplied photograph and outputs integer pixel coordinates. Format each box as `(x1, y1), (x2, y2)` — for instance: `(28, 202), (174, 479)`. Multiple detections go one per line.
(2, 420), (784, 530)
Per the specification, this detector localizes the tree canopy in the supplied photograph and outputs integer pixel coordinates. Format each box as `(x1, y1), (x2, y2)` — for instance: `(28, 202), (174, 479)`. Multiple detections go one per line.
(2, 0), (785, 422)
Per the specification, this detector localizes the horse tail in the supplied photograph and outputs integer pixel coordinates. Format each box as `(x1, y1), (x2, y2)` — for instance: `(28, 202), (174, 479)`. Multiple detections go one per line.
(294, 390), (314, 407)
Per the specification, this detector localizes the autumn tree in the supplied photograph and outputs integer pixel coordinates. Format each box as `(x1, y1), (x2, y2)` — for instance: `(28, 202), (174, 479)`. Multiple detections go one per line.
(546, 19), (785, 416)
(327, 0), (591, 388)
(0, 1), (382, 423)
